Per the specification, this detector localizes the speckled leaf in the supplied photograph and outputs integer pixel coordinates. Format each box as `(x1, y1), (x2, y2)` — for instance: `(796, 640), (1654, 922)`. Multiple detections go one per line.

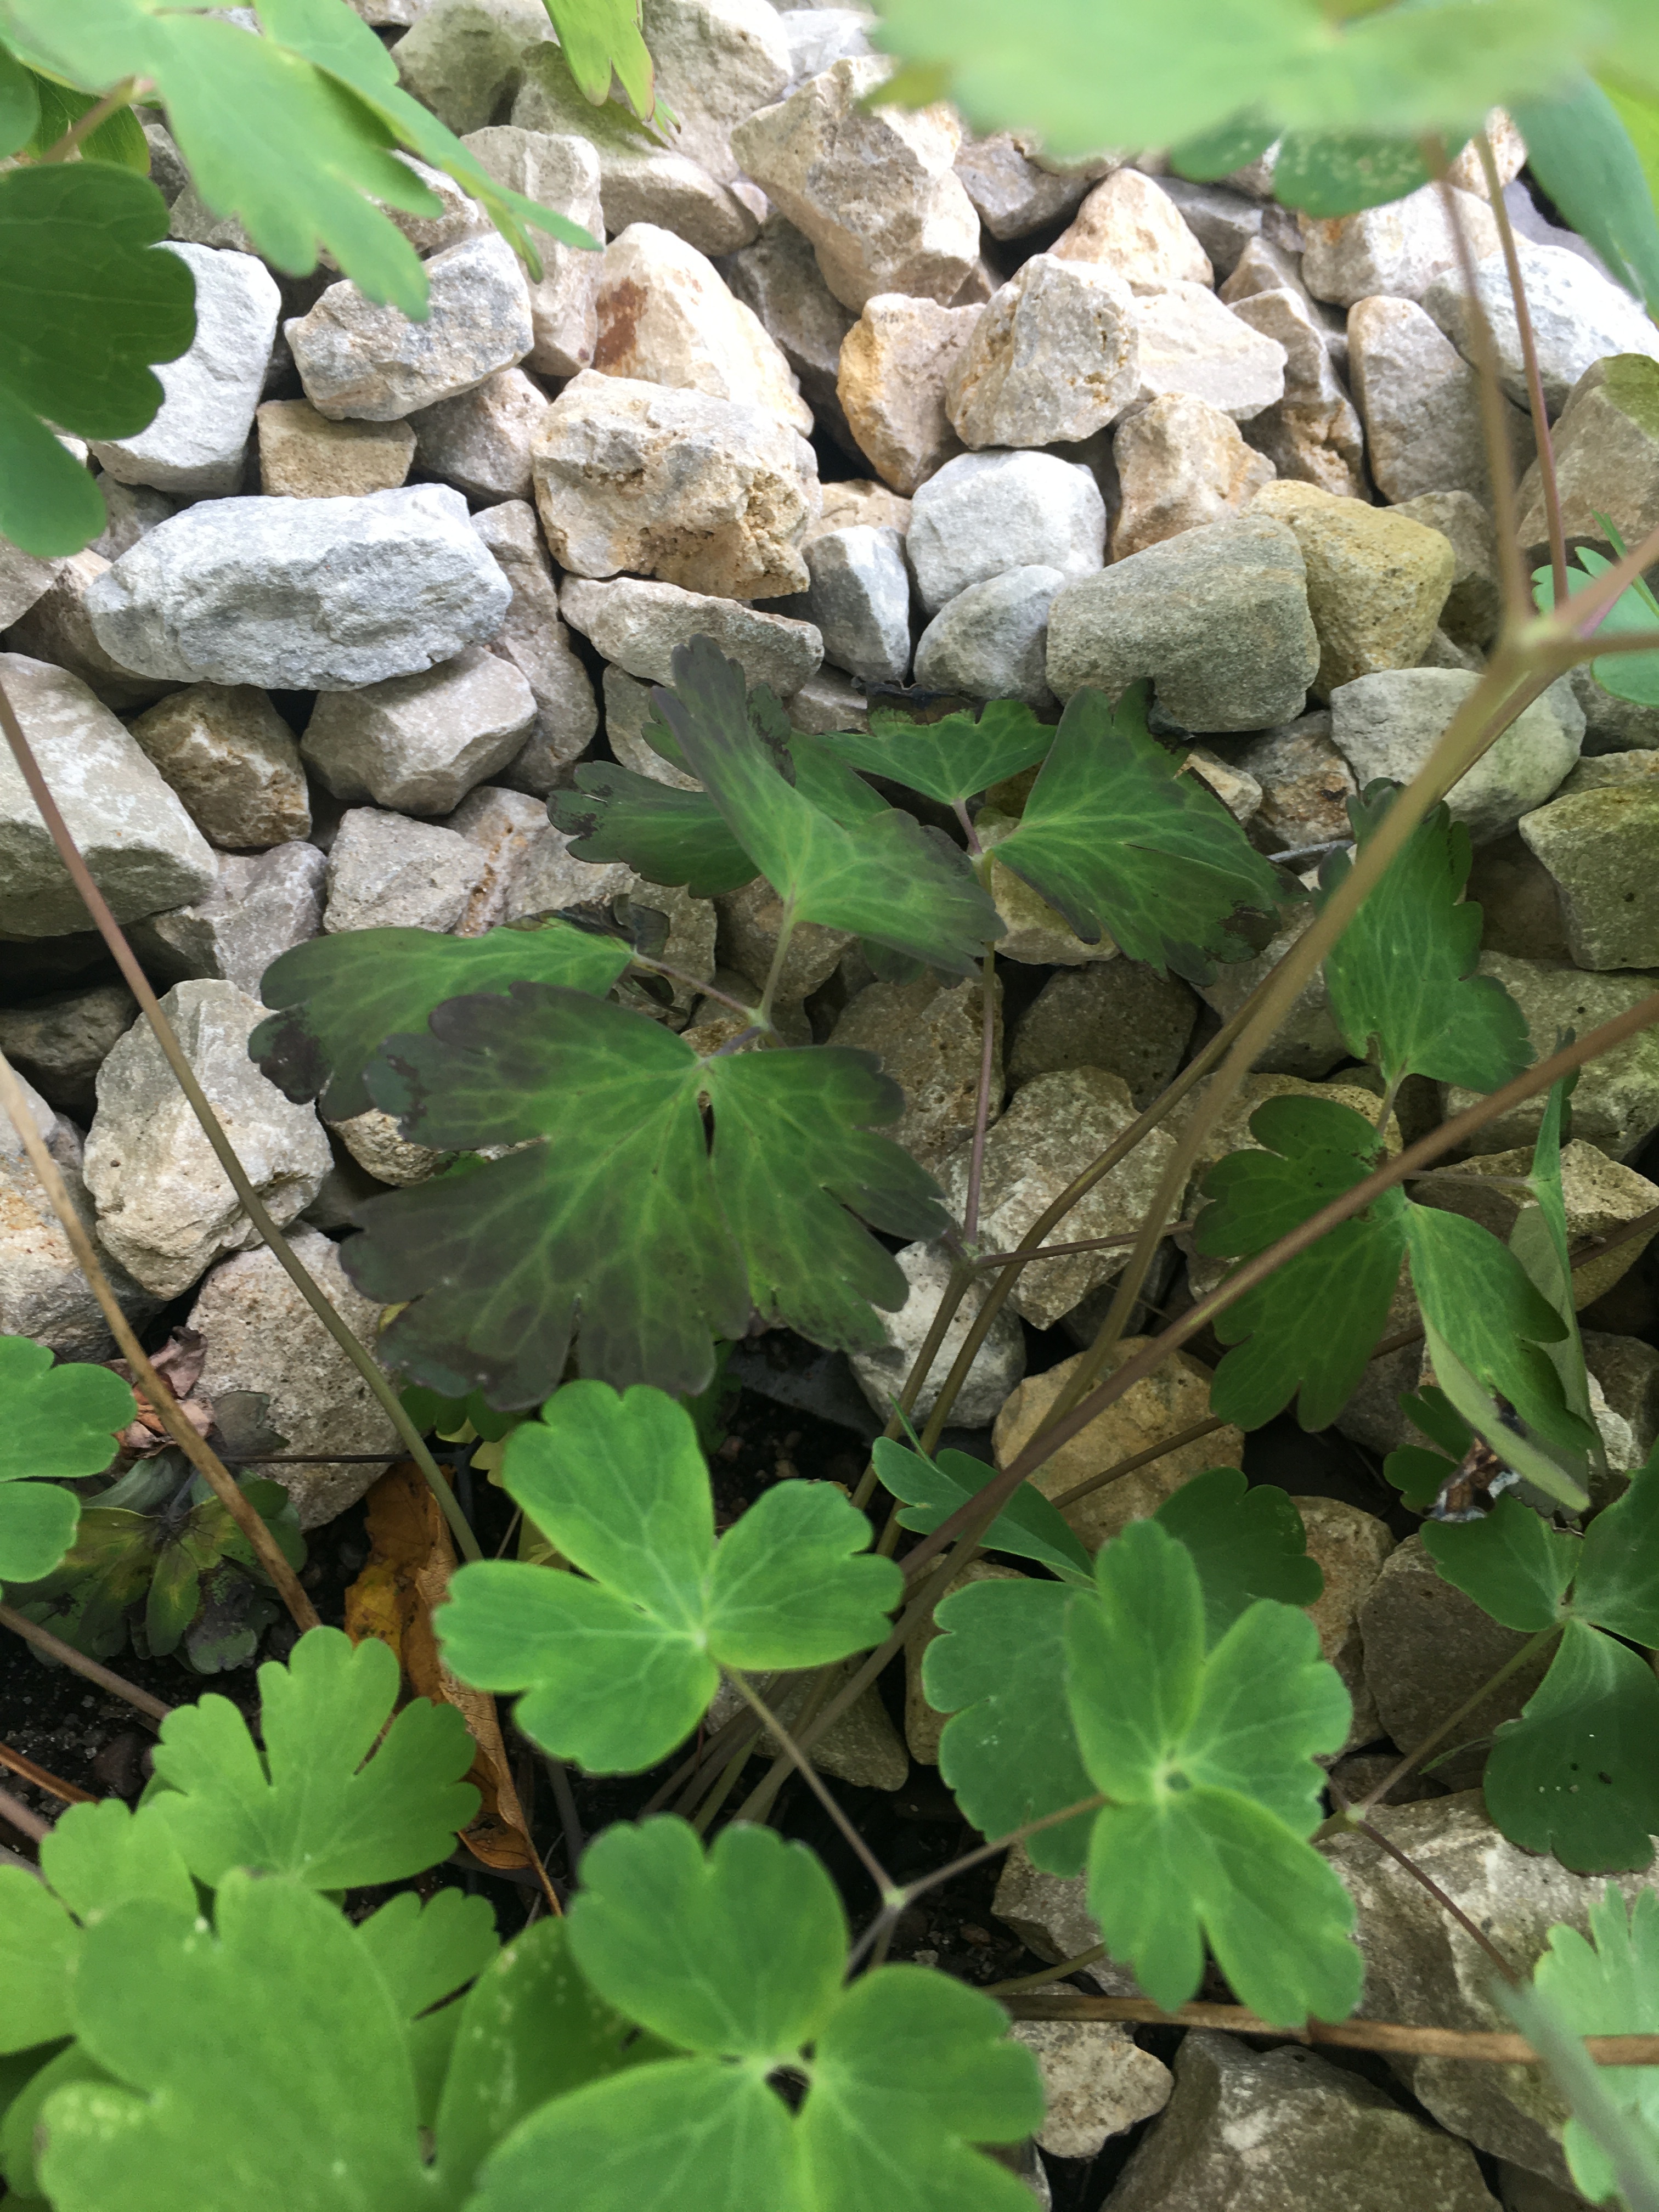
(1484, 1619), (1659, 1872)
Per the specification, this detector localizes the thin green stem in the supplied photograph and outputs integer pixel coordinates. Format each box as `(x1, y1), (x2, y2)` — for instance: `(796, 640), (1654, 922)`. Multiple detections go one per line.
(35, 76), (150, 163)
(981, 1945), (1109, 1997)
(754, 903), (798, 1031)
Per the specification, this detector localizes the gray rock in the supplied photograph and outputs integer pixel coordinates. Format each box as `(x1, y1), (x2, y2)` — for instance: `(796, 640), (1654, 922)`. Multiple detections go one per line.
(830, 970), (1001, 1172)
(83, 979), (330, 1298)
(1194, 904), (1349, 1077)
(1047, 515), (1319, 731)
(703, 1657), (907, 1791)
(640, 0), (794, 182)
(1466, 828), (1576, 964)
(509, 836), (716, 990)
(1302, 184), (1499, 307)
(954, 132), (1107, 242)
(1243, 392), (1369, 501)
(991, 1841), (1139, 1993)
(1519, 785), (1659, 969)
(322, 808), (489, 935)
(353, 153), (497, 259)
(1012, 1995), (1172, 2161)
(89, 244), (279, 495)
(460, 127), (605, 377)
(907, 450), (1106, 618)
(256, 399), (415, 500)
(444, 783), (550, 935)
(5, 551), (177, 714)
(128, 845), (328, 1000)
(1156, 176), (1267, 278)
(409, 366), (549, 504)
(1226, 284), (1345, 407)
(1301, 1495), (1396, 1752)
(1232, 709), (1357, 856)
(1582, 1329), (1659, 1466)
(1571, 663), (1659, 755)
(1329, 668), (1583, 845)
(0, 985), (137, 1122)
(1390, 490), (1504, 650)
(1133, 281), (1286, 421)
(188, 1226), (402, 1529)
(913, 566), (1063, 709)
(787, 666), (869, 734)
(779, 5), (872, 86)
(718, 213), (857, 449)
(601, 665), (701, 788)
(560, 574), (822, 693)
(302, 645), (536, 815)
(1108, 2032), (1498, 2212)
(84, 485), (511, 690)
(471, 500), (598, 796)
(802, 525), (910, 683)
(1424, 240), (1659, 416)
(1517, 353), (1659, 568)
(1444, 952), (1659, 1158)
(1324, 1793), (1659, 2188)
(128, 684), (311, 850)
(0, 543), (68, 631)
(848, 1238), (1025, 1429)
(945, 253), (1139, 448)
(87, 482), (176, 565)
(287, 234), (533, 422)
(835, 291), (979, 495)
(730, 57), (979, 313)
(392, 0), (552, 133)
(0, 653), (217, 938)
(1008, 961), (1198, 1108)
(715, 876), (851, 1000)
(533, 369), (819, 598)
(1348, 295), (1533, 504)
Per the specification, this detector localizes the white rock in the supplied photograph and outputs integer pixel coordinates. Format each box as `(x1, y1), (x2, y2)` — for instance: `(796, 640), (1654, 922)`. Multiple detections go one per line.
(323, 808), (489, 935)
(409, 366), (550, 504)
(287, 233), (534, 422)
(641, 0), (793, 182)
(392, 0), (553, 134)
(533, 369), (819, 599)
(1133, 280), (1286, 421)
(1348, 294), (1533, 503)
(1423, 239), (1659, 414)
(944, 253), (1139, 449)
(914, 566), (1064, 709)
(560, 575), (822, 693)
(1226, 284), (1345, 405)
(1013, 1997), (1173, 2162)
(188, 1227), (402, 1528)
(1300, 184), (1500, 307)
(907, 450), (1106, 618)
(849, 1239), (1026, 1427)
(0, 653), (217, 938)
(0, 1088), (160, 1363)
(1330, 668), (1583, 844)
(83, 980), (331, 1299)
(1051, 167), (1212, 292)
(779, 4), (872, 88)
(460, 127), (605, 376)
(471, 501), (598, 794)
(444, 783), (551, 935)
(128, 684), (311, 850)
(0, 543), (66, 629)
(787, 666), (870, 734)
(802, 525), (909, 683)
(128, 845), (327, 1000)
(84, 486), (511, 690)
(302, 646), (538, 815)
(5, 551), (177, 713)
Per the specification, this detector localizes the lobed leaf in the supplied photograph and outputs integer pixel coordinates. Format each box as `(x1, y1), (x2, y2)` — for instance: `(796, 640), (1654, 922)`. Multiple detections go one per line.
(543, 0), (656, 116)
(1420, 1497), (1579, 1632)
(1152, 1468), (1323, 1644)
(0, 1335), (132, 1582)
(872, 1437), (1093, 1584)
(1573, 1447), (1659, 1644)
(1534, 538), (1659, 707)
(1532, 1891), (1659, 2205)
(1483, 1618), (1659, 1872)
(815, 699), (1056, 808)
(550, 765), (760, 897)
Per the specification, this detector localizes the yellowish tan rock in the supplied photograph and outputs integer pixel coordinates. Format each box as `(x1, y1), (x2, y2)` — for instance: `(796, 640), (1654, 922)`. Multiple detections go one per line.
(805, 478), (912, 542)
(1411, 1140), (1659, 1310)
(978, 810), (1120, 965)
(1298, 1496), (1395, 1752)
(1251, 479), (1454, 697)
(256, 398), (414, 498)
(1111, 393), (1274, 562)
(1052, 168), (1213, 293)
(837, 294), (981, 495)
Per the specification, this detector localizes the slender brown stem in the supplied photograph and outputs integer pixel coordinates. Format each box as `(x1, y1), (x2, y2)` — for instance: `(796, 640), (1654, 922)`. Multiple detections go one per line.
(971, 1221), (1198, 1270)
(1352, 1810), (1521, 1983)
(35, 77), (151, 163)
(726, 1671), (899, 1901)
(0, 1604), (172, 1726)
(0, 1048), (319, 1632)
(0, 1741), (95, 1805)
(0, 674), (480, 1565)
(1047, 1416), (1224, 1515)
(631, 956), (761, 1026)
(0, 1787), (51, 1846)
(962, 951), (998, 1244)
(1476, 132), (1567, 607)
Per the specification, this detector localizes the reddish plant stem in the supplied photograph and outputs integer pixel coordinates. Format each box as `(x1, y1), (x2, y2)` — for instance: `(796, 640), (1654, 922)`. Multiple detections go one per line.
(1475, 131), (1567, 607)
(0, 1604), (172, 1727)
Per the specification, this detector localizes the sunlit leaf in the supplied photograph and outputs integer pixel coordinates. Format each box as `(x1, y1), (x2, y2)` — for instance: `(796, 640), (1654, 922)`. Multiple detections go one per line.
(1516, 73), (1659, 317)
(1534, 537), (1659, 708)
(1531, 1891), (1659, 2205)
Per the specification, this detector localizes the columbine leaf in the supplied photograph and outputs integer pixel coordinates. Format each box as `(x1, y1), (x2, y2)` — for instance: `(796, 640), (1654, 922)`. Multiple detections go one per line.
(146, 1626), (478, 1889)
(0, 1335), (131, 1581)
(1510, 1076), (1598, 1451)
(250, 919), (631, 1122)
(438, 1383), (900, 1771)
(1065, 1519), (1357, 2025)
(650, 639), (999, 975)
(1268, 128), (1442, 215)
(544, 0), (656, 116)
(1194, 1094), (1410, 1432)
(1516, 74), (1659, 319)
(990, 685), (1286, 984)
(0, 1870), (78, 2053)
(1483, 1618), (1659, 1872)
(0, 43), (38, 155)
(1420, 1497), (1579, 1632)
(346, 984), (949, 1405)
(1532, 1891), (1659, 2206)
(550, 766), (760, 897)
(1152, 1468), (1323, 1644)
(1321, 783), (1533, 1092)
(1574, 1447), (1659, 1644)
(814, 700), (1057, 807)
(1534, 538), (1659, 707)
(872, 1438), (1093, 1584)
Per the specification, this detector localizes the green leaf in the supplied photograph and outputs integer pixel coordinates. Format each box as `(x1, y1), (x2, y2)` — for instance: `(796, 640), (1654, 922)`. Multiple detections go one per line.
(1194, 1094), (1410, 1432)
(38, 1799), (195, 1929)
(0, 43), (39, 156)
(1384, 1444), (1460, 1511)
(1420, 1497), (1578, 1631)
(346, 985), (949, 1404)
(926, 1579), (1097, 1877)
(550, 766), (760, 898)
(249, 918), (632, 1122)
(650, 639), (998, 976)
(1483, 1618), (1659, 1872)
(1152, 1468), (1324, 1644)
(1516, 74), (1659, 318)
(1419, 1318), (1593, 1518)
(1534, 540), (1659, 707)
(1167, 107), (1279, 180)
(872, 1438), (1093, 1584)
(1532, 1891), (1659, 2207)
(1269, 128), (1444, 216)
(438, 1382), (900, 1771)
(543, 0), (656, 117)
(22, 75), (149, 170)
(146, 1626), (478, 1889)
(1511, 1074), (1602, 1466)
(991, 685), (1286, 984)
(814, 700), (1056, 808)
(1321, 783), (1533, 1093)
(1573, 1448), (1659, 1644)
(1065, 1519), (1357, 2024)
(0, 1871), (77, 2053)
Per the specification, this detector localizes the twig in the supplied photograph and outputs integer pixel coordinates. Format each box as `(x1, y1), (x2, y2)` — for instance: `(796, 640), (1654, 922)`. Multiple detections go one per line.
(726, 1671), (899, 1904)
(962, 950), (998, 1244)
(0, 1741), (95, 1806)
(0, 1786), (52, 1846)
(0, 1603), (172, 1727)
(1475, 129), (1567, 607)
(1350, 1808), (1520, 1984)
(1047, 1417), (1224, 1515)
(970, 1221), (1197, 1270)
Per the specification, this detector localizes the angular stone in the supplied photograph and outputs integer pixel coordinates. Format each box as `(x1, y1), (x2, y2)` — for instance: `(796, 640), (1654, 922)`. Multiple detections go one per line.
(836, 292), (979, 495)
(127, 685), (309, 850)
(719, 213), (858, 448)
(89, 244), (278, 495)
(907, 450), (1105, 617)
(1251, 480), (1454, 697)
(1583, 1330), (1659, 1465)
(188, 1226), (401, 1528)
(1107, 2031), (1498, 2212)
(779, 5), (872, 89)
(1111, 392), (1274, 562)
(4, 551), (176, 713)
(1414, 1139), (1659, 1311)
(83, 979), (330, 1297)
(1516, 353), (1659, 567)
(809, 478), (912, 539)
(730, 58), (979, 313)
(913, 565), (1063, 709)
(409, 366), (550, 504)
(802, 525), (910, 683)
(1300, 1496), (1395, 1752)
(1243, 392), (1369, 499)
(511, 47), (760, 258)
(955, 133), (1108, 242)
(1134, 282), (1286, 421)
(1516, 784), (1659, 969)
(1330, 668), (1582, 844)
(715, 875), (852, 1001)
(704, 1658), (907, 1791)
(1158, 176), (1270, 279)
(976, 811), (1122, 966)
(1013, 1997), (1172, 2160)
(1390, 490), (1504, 650)
(995, 1339), (1243, 1548)
(460, 127), (605, 377)
(302, 647), (536, 816)
(1466, 829), (1574, 964)
(850, 1240), (1026, 1429)
(1048, 515), (1318, 731)
(1232, 709), (1357, 856)
(0, 653), (216, 938)
(1447, 952), (1659, 1157)
(1050, 167), (1212, 294)
(1301, 185), (1500, 307)
(127, 843), (327, 1002)
(991, 1841), (1126, 1986)
(1571, 664), (1659, 756)
(592, 221), (811, 436)
(602, 666), (701, 788)
(85, 485), (511, 690)
(1221, 232), (1317, 309)
(944, 253), (1138, 449)
(560, 574), (821, 695)
(1348, 294), (1532, 504)
(287, 234), (533, 422)
(328, 1107), (444, 1190)
(1193, 905), (1348, 1077)
(471, 500), (598, 795)
(1562, 749), (1659, 794)
(1007, 961), (1199, 1107)
(1227, 285), (1345, 409)
(533, 369), (818, 597)
(0, 1088), (160, 1362)
(1427, 240), (1659, 417)
(255, 398), (413, 500)
(830, 972), (1000, 1172)
(323, 809), (489, 935)
(392, 0), (552, 134)
(0, 541), (65, 629)
(639, 0), (792, 184)
(443, 783), (550, 936)
(0, 985), (137, 1122)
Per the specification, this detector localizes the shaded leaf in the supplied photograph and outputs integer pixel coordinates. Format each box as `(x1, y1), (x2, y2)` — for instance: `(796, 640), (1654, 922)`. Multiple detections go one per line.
(0, 42), (39, 156)
(1516, 73), (1659, 317)
(550, 766), (759, 898)
(1531, 1890), (1659, 2205)
(872, 1438), (1093, 1584)
(1484, 1618), (1659, 1872)
(1573, 1447), (1659, 1645)
(1152, 1468), (1323, 1644)
(1420, 1497), (1578, 1632)
(543, 0), (656, 116)
(815, 700), (1056, 808)
(1420, 1318), (1593, 1519)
